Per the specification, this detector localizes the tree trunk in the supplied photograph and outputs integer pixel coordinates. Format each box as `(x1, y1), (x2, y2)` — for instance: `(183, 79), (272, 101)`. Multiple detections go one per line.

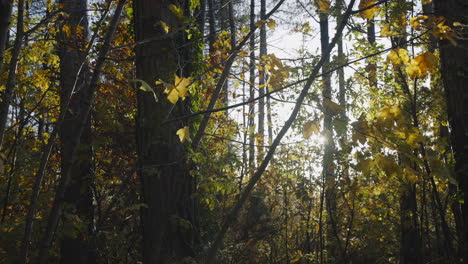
(257, 0), (266, 162)
(434, 1), (468, 262)
(207, 0), (216, 54)
(0, 0), (24, 151)
(0, 0), (13, 68)
(319, 7), (340, 262)
(133, 1), (199, 263)
(248, 0), (255, 176)
(56, 0), (95, 263)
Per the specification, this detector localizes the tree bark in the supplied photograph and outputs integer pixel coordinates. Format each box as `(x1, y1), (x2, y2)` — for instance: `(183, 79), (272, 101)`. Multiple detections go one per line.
(133, 1), (199, 263)
(56, 0), (95, 263)
(0, 0), (13, 69)
(34, 1), (125, 262)
(248, 0), (256, 177)
(434, 1), (468, 263)
(257, 0), (266, 162)
(0, 0), (24, 151)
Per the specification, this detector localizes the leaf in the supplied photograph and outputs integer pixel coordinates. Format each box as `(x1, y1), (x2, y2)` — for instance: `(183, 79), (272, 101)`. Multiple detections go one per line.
(267, 19), (276, 30)
(62, 24), (71, 37)
(404, 167), (418, 183)
(419, 51), (438, 74)
(303, 120), (320, 139)
(176, 126), (191, 143)
(387, 48), (409, 66)
(406, 58), (425, 79)
(380, 23), (397, 37)
(316, 0), (331, 13)
(410, 15), (428, 30)
(164, 75), (191, 104)
(132, 79), (152, 92)
(358, 0), (379, 20)
(169, 4), (184, 20)
(323, 98), (345, 116)
(351, 118), (368, 144)
(160, 21), (170, 33)
(406, 52), (437, 79)
(131, 79), (158, 102)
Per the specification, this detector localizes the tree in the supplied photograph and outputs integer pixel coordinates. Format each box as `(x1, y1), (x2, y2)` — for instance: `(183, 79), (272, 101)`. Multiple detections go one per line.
(133, 0), (199, 262)
(56, 0), (95, 263)
(434, 0), (468, 262)
(0, 0), (13, 68)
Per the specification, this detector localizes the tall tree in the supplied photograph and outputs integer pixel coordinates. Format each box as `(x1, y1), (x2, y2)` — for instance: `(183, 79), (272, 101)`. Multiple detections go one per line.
(318, 3), (341, 261)
(0, 0), (13, 68)
(257, 0), (266, 162)
(0, 0), (24, 150)
(434, 0), (468, 262)
(133, 0), (199, 263)
(56, 0), (95, 263)
(248, 0), (256, 176)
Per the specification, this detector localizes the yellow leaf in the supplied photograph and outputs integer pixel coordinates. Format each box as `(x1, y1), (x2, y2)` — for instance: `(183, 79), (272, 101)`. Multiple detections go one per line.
(405, 52), (437, 79)
(323, 98), (345, 116)
(62, 24), (71, 37)
(409, 15), (428, 30)
(380, 23), (397, 37)
(267, 19), (276, 30)
(169, 4), (184, 20)
(406, 58), (425, 79)
(404, 168), (418, 183)
(387, 48), (409, 66)
(358, 0), (379, 20)
(164, 75), (191, 104)
(419, 51), (438, 74)
(316, 0), (331, 13)
(174, 75), (190, 98)
(176, 126), (191, 143)
(160, 21), (170, 33)
(303, 120), (320, 139)
(431, 18), (458, 46)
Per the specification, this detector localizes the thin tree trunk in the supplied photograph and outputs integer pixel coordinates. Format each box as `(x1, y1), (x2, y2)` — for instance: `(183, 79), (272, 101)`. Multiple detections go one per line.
(204, 2), (355, 262)
(0, 0), (24, 151)
(248, 0), (255, 177)
(367, 19), (377, 89)
(336, 0), (348, 261)
(320, 7), (341, 262)
(257, 0), (266, 162)
(134, 0), (198, 263)
(197, 0), (206, 36)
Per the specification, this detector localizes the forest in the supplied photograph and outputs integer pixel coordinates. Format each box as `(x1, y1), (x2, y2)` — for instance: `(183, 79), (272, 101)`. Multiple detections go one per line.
(0, 0), (467, 263)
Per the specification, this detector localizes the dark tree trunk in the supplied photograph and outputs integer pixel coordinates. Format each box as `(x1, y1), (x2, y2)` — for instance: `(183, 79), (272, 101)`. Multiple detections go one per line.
(133, 0), (199, 263)
(56, 0), (95, 263)
(0, 0), (24, 151)
(0, 0), (13, 68)
(207, 0), (216, 54)
(434, 1), (468, 262)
